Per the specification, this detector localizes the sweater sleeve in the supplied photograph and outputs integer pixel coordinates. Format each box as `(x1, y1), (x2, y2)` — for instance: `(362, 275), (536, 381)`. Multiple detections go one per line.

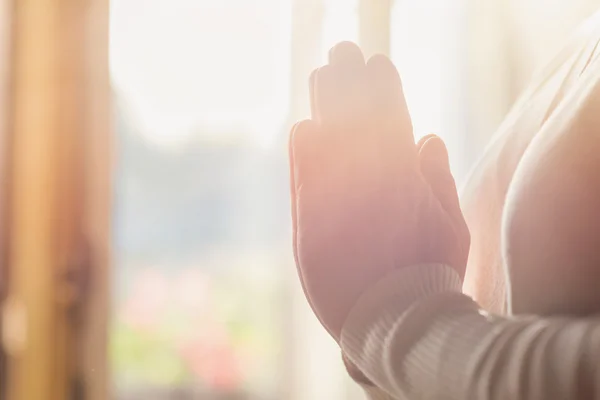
(343, 353), (399, 399)
(341, 263), (600, 400)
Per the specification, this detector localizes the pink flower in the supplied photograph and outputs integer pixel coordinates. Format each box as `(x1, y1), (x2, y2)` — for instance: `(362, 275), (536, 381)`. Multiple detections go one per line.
(179, 329), (242, 391)
(173, 268), (211, 317)
(121, 268), (170, 330)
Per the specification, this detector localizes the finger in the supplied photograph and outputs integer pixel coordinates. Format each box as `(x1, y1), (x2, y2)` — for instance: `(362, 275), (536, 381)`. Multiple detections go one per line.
(290, 119), (321, 193)
(314, 65), (343, 126)
(289, 122), (322, 327)
(419, 135), (469, 271)
(289, 120), (302, 201)
(289, 120), (319, 268)
(365, 54), (416, 167)
(328, 42), (369, 124)
(418, 135), (461, 215)
(328, 41), (365, 69)
(417, 133), (437, 153)
(289, 121), (302, 273)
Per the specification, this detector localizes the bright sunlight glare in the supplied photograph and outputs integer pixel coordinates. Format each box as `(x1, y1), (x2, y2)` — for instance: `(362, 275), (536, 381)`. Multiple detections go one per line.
(110, 0), (292, 148)
(110, 0), (450, 150)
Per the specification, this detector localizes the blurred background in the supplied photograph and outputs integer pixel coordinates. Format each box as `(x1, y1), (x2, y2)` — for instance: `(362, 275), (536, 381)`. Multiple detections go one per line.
(107, 0), (600, 399)
(2, 0), (600, 399)
(109, 0), (467, 398)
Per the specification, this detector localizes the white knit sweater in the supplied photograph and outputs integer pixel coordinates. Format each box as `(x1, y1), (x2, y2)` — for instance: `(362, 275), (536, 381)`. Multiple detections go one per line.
(341, 264), (600, 400)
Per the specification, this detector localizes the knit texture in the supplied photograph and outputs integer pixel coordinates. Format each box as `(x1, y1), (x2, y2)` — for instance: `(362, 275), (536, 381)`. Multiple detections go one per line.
(341, 264), (600, 399)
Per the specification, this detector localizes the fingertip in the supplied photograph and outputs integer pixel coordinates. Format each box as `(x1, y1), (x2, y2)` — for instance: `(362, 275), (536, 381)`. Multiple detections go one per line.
(419, 135), (450, 169)
(365, 54), (414, 159)
(418, 135), (461, 216)
(314, 65), (339, 123)
(309, 68), (317, 84)
(289, 120), (303, 156)
(366, 53), (390, 65)
(417, 134), (438, 153)
(366, 54), (400, 79)
(291, 119), (318, 158)
(328, 41), (365, 67)
(315, 64), (335, 87)
(419, 135), (454, 197)
(365, 54), (405, 108)
(290, 119), (320, 192)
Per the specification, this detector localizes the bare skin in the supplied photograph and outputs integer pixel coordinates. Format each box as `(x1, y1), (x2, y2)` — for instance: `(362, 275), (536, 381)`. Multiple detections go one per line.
(290, 42), (469, 341)
(461, 13), (600, 315)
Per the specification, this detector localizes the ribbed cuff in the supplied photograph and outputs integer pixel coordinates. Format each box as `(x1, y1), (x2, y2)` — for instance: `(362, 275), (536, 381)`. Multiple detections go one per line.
(342, 264), (461, 345)
(340, 264), (462, 390)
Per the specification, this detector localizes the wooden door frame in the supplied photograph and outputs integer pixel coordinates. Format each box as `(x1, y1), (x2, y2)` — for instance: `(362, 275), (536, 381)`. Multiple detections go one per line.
(0, 0), (14, 397)
(3, 1), (110, 400)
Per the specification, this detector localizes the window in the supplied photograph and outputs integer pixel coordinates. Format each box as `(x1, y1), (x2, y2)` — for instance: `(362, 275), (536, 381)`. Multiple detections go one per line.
(109, 1), (464, 398)
(110, 1), (294, 397)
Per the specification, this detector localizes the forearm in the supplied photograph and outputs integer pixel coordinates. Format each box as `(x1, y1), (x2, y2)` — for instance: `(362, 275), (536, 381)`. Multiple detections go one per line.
(341, 264), (600, 400)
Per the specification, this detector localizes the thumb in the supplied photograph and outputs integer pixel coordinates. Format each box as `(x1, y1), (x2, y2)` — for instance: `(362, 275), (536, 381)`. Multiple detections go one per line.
(418, 135), (461, 217)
